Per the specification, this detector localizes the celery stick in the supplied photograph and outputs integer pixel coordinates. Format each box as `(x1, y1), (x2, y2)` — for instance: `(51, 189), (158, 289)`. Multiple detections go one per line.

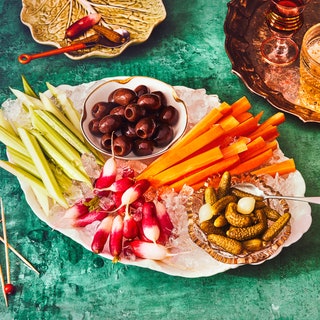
(21, 75), (38, 98)
(7, 147), (41, 179)
(0, 160), (48, 195)
(17, 128), (68, 208)
(10, 88), (43, 109)
(31, 129), (92, 186)
(49, 163), (73, 193)
(39, 92), (84, 141)
(0, 126), (28, 154)
(0, 109), (17, 136)
(46, 82), (81, 133)
(34, 109), (93, 155)
(31, 110), (85, 171)
(31, 185), (52, 216)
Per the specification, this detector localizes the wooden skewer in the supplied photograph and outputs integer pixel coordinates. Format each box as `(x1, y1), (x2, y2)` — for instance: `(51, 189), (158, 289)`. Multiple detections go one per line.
(0, 236), (39, 275)
(0, 198), (10, 284)
(0, 265), (8, 307)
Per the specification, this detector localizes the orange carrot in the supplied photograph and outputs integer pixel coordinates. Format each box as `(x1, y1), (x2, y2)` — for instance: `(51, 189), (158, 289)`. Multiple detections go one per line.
(248, 124), (279, 142)
(234, 112), (253, 123)
(251, 159), (296, 177)
(256, 112), (285, 132)
(169, 155), (240, 192)
(221, 139), (248, 158)
(230, 96), (252, 117)
(229, 149), (273, 175)
(239, 139), (277, 162)
(218, 114), (240, 132)
(150, 146), (223, 187)
(137, 124), (225, 180)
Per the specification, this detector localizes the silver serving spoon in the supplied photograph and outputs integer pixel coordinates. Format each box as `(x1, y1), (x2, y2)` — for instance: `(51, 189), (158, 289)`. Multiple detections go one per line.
(18, 28), (130, 64)
(232, 183), (320, 204)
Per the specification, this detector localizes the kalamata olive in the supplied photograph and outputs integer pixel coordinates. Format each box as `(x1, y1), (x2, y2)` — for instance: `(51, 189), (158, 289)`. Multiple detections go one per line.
(159, 105), (179, 125)
(152, 91), (167, 106)
(124, 103), (147, 122)
(110, 105), (126, 117)
(100, 132), (114, 152)
(110, 88), (137, 106)
(88, 118), (103, 135)
(91, 101), (118, 119)
(153, 124), (174, 147)
(135, 117), (157, 139)
(134, 85), (149, 97)
(121, 122), (138, 139)
(98, 115), (122, 134)
(113, 135), (132, 157)
(137, 93), (161, 111)
(132, 139), (154, 156)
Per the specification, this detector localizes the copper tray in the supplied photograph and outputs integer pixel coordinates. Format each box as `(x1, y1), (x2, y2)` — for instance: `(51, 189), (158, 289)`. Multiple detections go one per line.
(224, 0), (320, 123)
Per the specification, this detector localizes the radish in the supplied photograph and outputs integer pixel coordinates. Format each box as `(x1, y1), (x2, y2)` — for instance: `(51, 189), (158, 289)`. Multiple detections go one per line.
(73, 210), (108, 228)
(119, 179), (150, 209)
(94, 156), (117, 189)
(154, 200), (174, 243)
(129, 240), (172, 260)
(109, 214), (124, 262)
(141, 201), (160, 243)
(123, 212), (139, 239)
(65, 13), (101, 39)
(64, 197), (99, 219)
(91, 215), (114, 254)
(94, 177), (134, 193)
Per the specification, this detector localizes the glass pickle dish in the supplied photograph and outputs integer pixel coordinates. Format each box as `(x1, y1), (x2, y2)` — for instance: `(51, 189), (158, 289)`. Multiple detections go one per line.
(187, 173), (291, 265)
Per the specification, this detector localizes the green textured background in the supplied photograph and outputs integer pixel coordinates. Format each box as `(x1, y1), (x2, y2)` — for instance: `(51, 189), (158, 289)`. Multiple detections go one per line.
(1, 1), (320, 319)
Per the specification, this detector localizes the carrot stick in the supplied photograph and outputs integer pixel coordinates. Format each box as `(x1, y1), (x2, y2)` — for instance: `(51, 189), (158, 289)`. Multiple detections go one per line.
(248, 124), (279, 142)
(137, 124), (225, 180)
(234, 112), (253, 123)
(255, 112), (285, 133)
(169, 155), (240, 192)
(229, 149), (273, 175)
(218, 114), (240, 132)
(239, 139), (277, 162)
(150, 146), (223, 187)
(251, 159), (296, 177)
(230, 96), (252, 117)
(221, 139), (248, 158)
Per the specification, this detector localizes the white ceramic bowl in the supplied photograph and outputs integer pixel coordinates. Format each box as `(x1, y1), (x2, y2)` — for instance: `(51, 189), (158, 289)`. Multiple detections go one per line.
(81, 76), (188, 160)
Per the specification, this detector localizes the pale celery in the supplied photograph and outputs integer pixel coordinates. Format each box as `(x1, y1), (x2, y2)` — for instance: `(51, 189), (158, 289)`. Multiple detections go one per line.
(46, 82), (81, 134)
(30, 110), (86, 172)
(0, 109), (17, 136)
(17, 127), (68, 208)
(7, 147), (41, 179)
(31, 129), (91, 186)
(10, 88), (43, 109)
(21, 75), (38, 98)
(0, 160), (48, 195)
(0, 126), (28, 154)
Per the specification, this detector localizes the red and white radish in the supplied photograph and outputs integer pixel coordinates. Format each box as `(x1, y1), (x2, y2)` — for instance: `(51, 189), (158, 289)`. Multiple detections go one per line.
(94, 177), (134, 193)
(154, 200), (174, 243)
(64, 197), (97, 220)
(94, 156), (117, 189)
(141, 201), (160, 243)
(65, 13), (101, 39)
(123, 213), (139, 240)
(129, 240), (172, 260)
(73, 210), (108, 228)
(109, 214), (124, 262)
(91, 215), (114, 254)
(119, 179), (150, 208)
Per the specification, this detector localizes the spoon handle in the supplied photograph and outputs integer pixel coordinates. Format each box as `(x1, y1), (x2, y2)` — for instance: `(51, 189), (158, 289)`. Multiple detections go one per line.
(265, 195), (320, 204)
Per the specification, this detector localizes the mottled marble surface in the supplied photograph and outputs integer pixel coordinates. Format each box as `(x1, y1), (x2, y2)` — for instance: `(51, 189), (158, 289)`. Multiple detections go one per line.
(0, 0), (320, 319)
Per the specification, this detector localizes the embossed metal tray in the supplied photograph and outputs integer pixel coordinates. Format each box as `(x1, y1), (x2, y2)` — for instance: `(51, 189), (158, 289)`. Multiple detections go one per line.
(20, 0), (166, 59)
(224, 0), (320, 123)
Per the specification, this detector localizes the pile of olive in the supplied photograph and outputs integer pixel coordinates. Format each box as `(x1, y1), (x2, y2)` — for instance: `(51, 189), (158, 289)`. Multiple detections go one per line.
(88, 85), (179, 157)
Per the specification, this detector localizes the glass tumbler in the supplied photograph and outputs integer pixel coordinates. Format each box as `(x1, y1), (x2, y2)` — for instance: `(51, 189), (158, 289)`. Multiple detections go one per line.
(299, 23), (320, 111)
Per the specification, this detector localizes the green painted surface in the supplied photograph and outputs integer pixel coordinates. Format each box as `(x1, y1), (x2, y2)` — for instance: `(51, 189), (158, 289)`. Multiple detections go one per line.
(0, 1), (320, 319)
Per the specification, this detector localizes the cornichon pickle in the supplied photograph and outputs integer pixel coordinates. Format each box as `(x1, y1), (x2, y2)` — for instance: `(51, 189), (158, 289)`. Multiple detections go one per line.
(208, 233), (243, 255)
(242, 238), (263, 252)
(213, 214), (228, 228)
(262, 212), (291, 242)
(204, 186), (218, 205)
(263, 206), (281, 221)
(225, 202), (253, 227)
(226, 209), (267, 241)
(217, 171), (231, 199)
(231, 188), (264, 202)
(200, 220), (226, 236)
(210, 195), (237, 216)
(254, 200), (267, 209)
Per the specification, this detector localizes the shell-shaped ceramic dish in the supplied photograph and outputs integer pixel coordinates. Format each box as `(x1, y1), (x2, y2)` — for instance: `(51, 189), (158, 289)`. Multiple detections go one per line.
(20, 0), (166, 59)
(187, 173), (292, 265)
